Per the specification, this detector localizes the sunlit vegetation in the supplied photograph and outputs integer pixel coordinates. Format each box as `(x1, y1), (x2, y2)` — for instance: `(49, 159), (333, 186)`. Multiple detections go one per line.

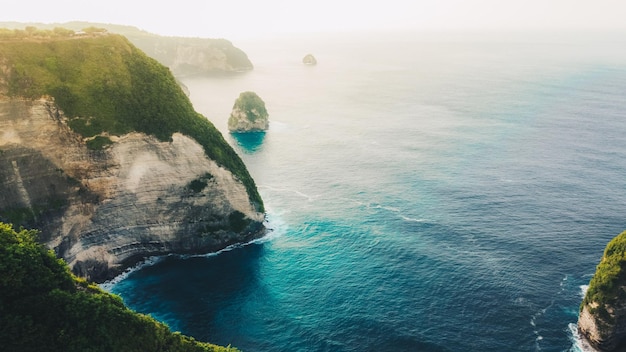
(232, 91), (268, 122)
(0, 222), (239, 352)
(0, 32), (263, 211)
(85, 135), (114, 150)
(188, 173), (214, 193)
(0, 26), (106, 41)
(582, 230), (626, 321)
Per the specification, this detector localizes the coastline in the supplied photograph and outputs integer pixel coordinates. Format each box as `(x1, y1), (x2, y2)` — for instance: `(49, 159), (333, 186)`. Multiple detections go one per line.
(100, 219), (274, 291)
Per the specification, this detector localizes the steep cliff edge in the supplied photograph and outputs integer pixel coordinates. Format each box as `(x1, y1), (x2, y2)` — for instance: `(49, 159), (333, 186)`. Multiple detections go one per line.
(0, 33), (264, 282)
(579, 230), (626, 351)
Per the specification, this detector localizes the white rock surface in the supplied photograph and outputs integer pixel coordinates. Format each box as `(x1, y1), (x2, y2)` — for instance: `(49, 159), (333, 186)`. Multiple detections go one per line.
(0, 98), (265, 281)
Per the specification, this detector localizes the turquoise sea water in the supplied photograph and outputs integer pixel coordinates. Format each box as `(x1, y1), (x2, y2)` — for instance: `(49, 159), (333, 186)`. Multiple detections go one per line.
(108, 31), (626, 351)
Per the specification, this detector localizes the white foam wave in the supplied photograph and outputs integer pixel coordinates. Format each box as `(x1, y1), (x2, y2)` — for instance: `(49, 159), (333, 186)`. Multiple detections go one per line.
(567, 322), (598, 352)
(101, 212), (287, 291)
(400, 215), (428, 223)
(99, 255), (166, 292)
(531, 308), (546, 351)
(348, 198), (429, 224)
(260, 185), (319, 202)
(372, 204), (400, 212)
(531, 276), (572, 350)
(163, 214), (287, 261)
(260, 211), (288, 241)
(579, 285), (589, 299)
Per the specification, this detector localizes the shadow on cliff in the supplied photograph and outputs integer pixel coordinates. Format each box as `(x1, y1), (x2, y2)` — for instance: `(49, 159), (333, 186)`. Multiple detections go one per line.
(0, 145), (97, 242)
(230, 132), (266, 154)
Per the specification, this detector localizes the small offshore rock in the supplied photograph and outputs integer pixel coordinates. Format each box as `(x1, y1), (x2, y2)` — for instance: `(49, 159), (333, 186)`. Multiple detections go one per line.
(228, 91), (269, 132)
(303, 54), (317, 65)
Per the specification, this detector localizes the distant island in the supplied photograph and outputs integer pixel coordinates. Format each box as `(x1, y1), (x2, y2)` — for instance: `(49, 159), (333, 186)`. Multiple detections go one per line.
(303, 53), (317, 65)
(579, 230), (626, 351)
(228, 91), (270, 132)
(0, 21), (253, 76)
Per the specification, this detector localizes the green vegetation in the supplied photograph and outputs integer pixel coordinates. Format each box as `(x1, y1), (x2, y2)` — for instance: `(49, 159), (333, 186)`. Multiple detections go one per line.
(582, 230), (626, 320)
(188, 173), (214, 193)
(189, 179), (209, 193)
(229, 211), (251, 233)
(85, 136), (114, 150)
(0, 33), (263, 211)
(1, 197), (68, 225)
(0, 27), (77, 40)
(0, 222), (239, 352)
(0, 22), (254, 75)
(232, 91), (268, 122)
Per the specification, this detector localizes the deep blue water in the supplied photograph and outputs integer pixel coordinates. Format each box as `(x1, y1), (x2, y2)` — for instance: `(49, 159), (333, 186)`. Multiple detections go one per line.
(107, 32), (626, 351)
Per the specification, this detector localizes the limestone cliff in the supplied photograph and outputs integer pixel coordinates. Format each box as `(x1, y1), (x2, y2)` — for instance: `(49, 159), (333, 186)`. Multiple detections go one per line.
(0, 34), (264, 282)
(579, 230), (626, 351)
(145, 36), (253, 76)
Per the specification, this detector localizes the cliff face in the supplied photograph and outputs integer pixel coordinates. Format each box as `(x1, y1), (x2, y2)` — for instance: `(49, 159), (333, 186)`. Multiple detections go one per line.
(0, 98), (264, 282)
(145, 37), (253, 76)
(579, 231), (626, 351)
(0, 34), (264, 282)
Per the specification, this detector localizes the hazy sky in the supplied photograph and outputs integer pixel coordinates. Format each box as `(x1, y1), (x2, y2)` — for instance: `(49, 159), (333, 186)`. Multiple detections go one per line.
(2, 0), (625, 38)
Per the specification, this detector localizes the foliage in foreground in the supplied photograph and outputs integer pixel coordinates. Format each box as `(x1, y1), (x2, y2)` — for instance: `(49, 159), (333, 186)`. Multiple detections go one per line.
(0, 33), (263, 211)
(582, 230), (626, 319)
(0, 222), (239, 352)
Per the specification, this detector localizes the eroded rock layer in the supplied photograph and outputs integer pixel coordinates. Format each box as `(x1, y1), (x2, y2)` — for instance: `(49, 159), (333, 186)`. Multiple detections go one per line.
(0, 98), (265, 282)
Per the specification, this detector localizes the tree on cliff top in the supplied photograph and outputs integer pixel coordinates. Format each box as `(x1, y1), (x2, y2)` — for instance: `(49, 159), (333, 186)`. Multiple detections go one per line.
(0, 222), (238, 352)
(582, 230), (626, 315)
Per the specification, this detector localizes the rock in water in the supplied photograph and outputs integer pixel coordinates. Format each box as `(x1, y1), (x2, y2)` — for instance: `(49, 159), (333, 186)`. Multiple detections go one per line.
(579, 230), (626, 351)
(228, 91), (269, 132)
(303, 54), (317, 65)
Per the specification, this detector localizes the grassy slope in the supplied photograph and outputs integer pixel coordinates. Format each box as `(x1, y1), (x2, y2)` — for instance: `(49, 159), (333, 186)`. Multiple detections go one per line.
(0, 22), (254, 73)
(582, 230), (626, 321)
(0, 222), (238, 352)
(0, 33), (263, 211)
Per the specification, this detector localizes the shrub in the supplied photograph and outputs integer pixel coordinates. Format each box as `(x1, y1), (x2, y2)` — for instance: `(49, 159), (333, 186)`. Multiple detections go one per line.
(582, 230), (626, 314)
(0, 222), (239, 352)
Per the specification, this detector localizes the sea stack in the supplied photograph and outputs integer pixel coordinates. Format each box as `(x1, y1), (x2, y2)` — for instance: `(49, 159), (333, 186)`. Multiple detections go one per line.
(578, 230), (626, 351)
(228, 91), (269, 132)
(303, 54), (317, 65)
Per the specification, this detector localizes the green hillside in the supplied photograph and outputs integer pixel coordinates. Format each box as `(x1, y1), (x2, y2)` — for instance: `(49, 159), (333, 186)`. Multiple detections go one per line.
(582, 230), (626, 321)
(0, 22), (254, 74)
(0, 222), (238, 352)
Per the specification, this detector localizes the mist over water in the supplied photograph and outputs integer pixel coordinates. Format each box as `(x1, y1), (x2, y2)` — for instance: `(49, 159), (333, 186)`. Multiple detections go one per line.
(109, 31), (626, 351)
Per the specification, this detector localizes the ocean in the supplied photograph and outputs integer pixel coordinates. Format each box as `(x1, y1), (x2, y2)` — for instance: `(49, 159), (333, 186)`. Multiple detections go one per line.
(107, 31), (626, 351)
